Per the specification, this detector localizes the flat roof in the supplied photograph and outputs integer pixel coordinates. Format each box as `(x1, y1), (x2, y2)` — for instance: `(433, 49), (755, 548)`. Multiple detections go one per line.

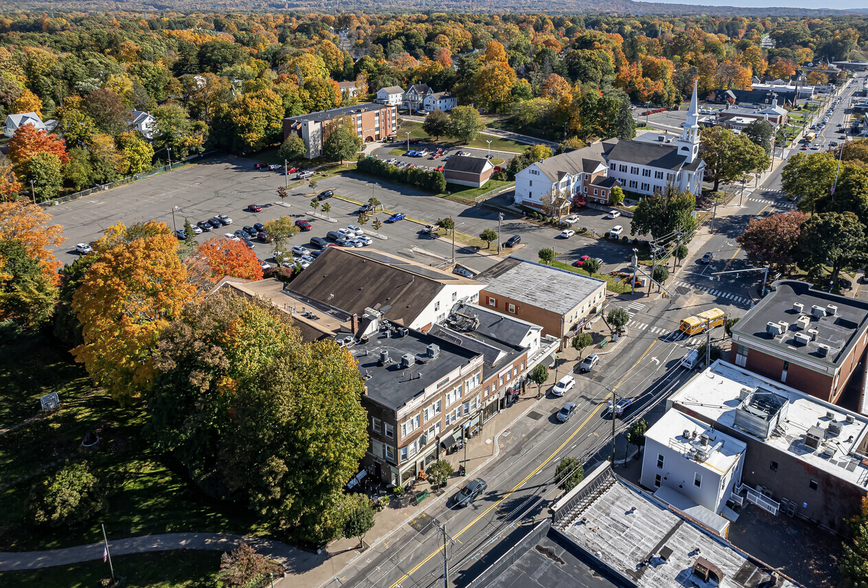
(669, 361), (868, 487)
(286, 102), (393, 124)
(645, 409), (746, 475)
(475, 257), (606, 316)
(554, 465), (798, 588)
(732, 280), (868, 369)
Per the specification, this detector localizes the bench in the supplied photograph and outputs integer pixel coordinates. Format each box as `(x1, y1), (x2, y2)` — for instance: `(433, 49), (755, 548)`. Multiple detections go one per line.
(416, 490), (431, 503)
(599, 340), (608, 348)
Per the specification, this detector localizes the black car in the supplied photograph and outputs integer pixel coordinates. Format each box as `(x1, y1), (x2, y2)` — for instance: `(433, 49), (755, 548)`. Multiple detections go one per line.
(310, 236), (329, 250)
(253, 222), (266, 233)
(174, 229), (187, 240)
(235, 229), (252, 240)
(197, 221), (213, 232)
(243, 225), (256, 237)
(358, 204), (375, 213)
(504, 235), (521, 248)
(701, 252), (714, 264)
(317, 190), (335, 201)
(208, 218), (223, 229)
(453, 478), (487, 508)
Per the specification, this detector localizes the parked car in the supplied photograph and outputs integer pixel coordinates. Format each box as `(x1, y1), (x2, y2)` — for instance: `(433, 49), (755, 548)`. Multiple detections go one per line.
(607, 210), (621, 219)
(242, 239), (255, 250)
(564, 214), (580, 224)
(453, 478), (487, 507)
(560, 229), (576, 239)
(297, 171), (314, 180)
(257, 232), (271, 243)
(286, 167), (299, 174)
(358, 204), (375, 213)
(326, 231), (342, 241)
(606, 397), (634, 418)
(609, 225), (623, 237)
(310, 237), (329, 249)
(75, 243), (93, 254)
(387, 213), (406, 222)
(268, 164), (281, 171)
(336, 236), (357, 247)
(224, 233), (240, 241)
(292, 245), (310, 257)
(253, 222), (266, 233)
(557, 402), (577, 422)
(235, 229), (252, 240)
(317, 190), (334, 201)
(174, 229), (187, 240)
(243, 226), (256, 237)
(191, 225), (203, 235)
(218, 215), (233, 225)
(454, 267), (473, 278)
(347, 224), (365, 236)
(457, 151), (471, 156)
(295, 220), (312, 231)
(254, 162), (268, 169)
(197, 221), (213, 232)
(701, 252), (714, 264)
(208, 218), (223, 229)
(574, 255), (591, 267)
(355, 235), (373, 246)
(579, 353), (600, 373)
(504, 235), (521, 247)
(552, 376), (575, 397)
(247, 204), (262, 212)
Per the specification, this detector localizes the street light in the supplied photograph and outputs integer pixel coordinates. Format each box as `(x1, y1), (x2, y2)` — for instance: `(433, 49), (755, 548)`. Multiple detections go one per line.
(171, 205), (180, 232)
(166, 147), (172, 170)
(29, 179), (36, 204)
(486, 140), (492, 160)
(497, 212), (503, 255)
(406, 131), (411, 154)
(451, 221), (463, 265)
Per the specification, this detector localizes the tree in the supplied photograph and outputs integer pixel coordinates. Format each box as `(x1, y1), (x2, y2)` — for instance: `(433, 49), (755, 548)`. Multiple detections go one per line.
(372, 218), (382, 232)
(278, 135), (307, 161)
(72, 229), (196, 403)
(798, 212), (865, 284)
(29, 461), (106, 528)
(310, 198), (319, 214)
(8, 125), (69, 182)
(0, 238), (56, 328)
(572, 332), (593, 359)
(610, 186), (625, 206)
(607, 308), (630, 333)
(479, 228), (498, 249)
(447, 106), (485, 143)
(198, 238), (264, 281)
(277, 186), (288, 204)
(743, 119), (774, 156)
(724, 317), (740, 338)
(476, 62), (516, 113)
(782, 152), (838, 214)
(219, 543), (285, 587)
(582, 258), (601, 275)
(554, 457), (584, 492)
(538, 247), (556, 265)
(309, 180), (317, 190)
(343, 497), (376, 549)
(631, 187), (697, 242)
(627, 419), (648, 451)
(321, 202), (331, 219)
(152, 103), (207, 161)
(529, 364), (548, 399)
(436, 217), (455, 234)
(426, 460), (454, 488)
(368, 197), (382, 211)
(0, 201), (65, 282)
(27, 153), (64, 202)
(264, 217), (299, 260)
(83, 88), (128, 136)
(736, 211), (807, 273)
(357, 212), (369, 228)
(221, 89), (285, 153)
(840, 497), (868, 588)
(182, 219), (197, 247)
(652, 265), (669, 292)
(700, 127), (770, 191)
(423, 110), (450, 141)
(674, 244), (689, 268)
(323, 125), (362, 162)
(117, 131), (154, 176)
(0, 162), (22, 202)
(11, 88), (43, 117)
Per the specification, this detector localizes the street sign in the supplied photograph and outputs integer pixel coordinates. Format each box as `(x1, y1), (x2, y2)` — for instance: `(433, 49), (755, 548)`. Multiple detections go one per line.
(40, 392), (60, 412)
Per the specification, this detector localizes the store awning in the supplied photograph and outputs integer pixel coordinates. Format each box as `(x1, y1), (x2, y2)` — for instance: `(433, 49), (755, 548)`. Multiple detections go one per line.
(441, 435), (456, 450)
(544, 354), (556, 368)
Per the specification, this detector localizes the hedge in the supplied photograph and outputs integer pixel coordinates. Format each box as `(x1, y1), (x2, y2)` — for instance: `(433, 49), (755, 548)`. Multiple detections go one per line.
(356, 157), (447, 193)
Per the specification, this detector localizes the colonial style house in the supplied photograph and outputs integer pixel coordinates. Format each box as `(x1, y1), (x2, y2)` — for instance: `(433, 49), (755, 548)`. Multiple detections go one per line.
(3, 112), (49, 138)
(423, 91), (458, 112)
(130, 110), (156, 140)
(403, 84), (432, 112)
(375, 86), (404, 106)
(337, 81), (362, 99)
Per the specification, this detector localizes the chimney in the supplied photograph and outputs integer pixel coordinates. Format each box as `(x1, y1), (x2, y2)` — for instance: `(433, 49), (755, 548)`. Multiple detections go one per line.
(351, 313), (359, 334)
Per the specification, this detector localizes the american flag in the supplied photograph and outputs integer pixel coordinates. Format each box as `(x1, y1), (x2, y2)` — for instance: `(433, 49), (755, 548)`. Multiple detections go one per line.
(103, 547), (107, 563)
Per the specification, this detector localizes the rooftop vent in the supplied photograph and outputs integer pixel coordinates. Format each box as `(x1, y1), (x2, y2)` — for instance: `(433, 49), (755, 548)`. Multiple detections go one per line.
(807, 328), (819, 341)
(811, 305), (826, 319)
(796, 316), (810, 330)
(828, 421), (843, 436)
(793, 302), (804, 313)
(683, 429), (691, 439)
(794, 332), (812, 346)
(827, 410), (836, 420)
(847, 414), (856, 424)
(823, 446), (837, 458)
(766, 321), (784, 336)
(427, 344), (440, 358)
(401, 353), (414, 369)
(778, 320), (789, 333)
(827, 304), (838, 316)
(817, 343), (831, 357)
(378, 350), (391, 365)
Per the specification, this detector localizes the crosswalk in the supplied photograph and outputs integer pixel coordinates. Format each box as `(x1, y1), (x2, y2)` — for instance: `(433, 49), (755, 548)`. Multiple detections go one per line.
(743, 196), (796, 209)
(673, 281), (754, 306)
(625, 320), (672, 336)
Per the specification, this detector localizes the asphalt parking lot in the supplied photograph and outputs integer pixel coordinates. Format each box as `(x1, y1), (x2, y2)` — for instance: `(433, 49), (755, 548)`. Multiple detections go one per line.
(370, 142), (516, 172)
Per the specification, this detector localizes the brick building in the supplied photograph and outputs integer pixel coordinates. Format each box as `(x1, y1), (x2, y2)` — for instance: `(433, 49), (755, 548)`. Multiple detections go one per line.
(474, 257), (607, 346)
(443, 155), (494, 188)
(283, 102), (397, 159)
(728, 280), (868, 409)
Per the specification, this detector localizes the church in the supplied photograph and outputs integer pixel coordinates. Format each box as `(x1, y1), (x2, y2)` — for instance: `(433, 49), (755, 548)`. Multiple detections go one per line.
(514, 83), (706, 210)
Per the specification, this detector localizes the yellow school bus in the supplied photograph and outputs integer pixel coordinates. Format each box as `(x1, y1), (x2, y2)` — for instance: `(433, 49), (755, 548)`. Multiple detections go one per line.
(679, 308), (725, 336)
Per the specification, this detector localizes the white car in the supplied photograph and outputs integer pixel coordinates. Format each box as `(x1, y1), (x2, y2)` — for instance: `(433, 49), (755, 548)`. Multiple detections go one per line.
(607, 210), (621, 219)
(192, 225), (203, 234)
(292, 245), (310, 256)
(560, 229), (576, 239)
(75, 243), (93, 254)
(458, 151), (471, 156)
(337, 228), (355, 238)
(564, 214), (580, 224)
(552, 376), (575, 397)
(454, 267), (473, 278)
(355, 235), (373, 245)
(224, 233), (240, 241)
(219, 215), (232, 225)
(610, 225), (624, 237)
(347, 224), (365, 236)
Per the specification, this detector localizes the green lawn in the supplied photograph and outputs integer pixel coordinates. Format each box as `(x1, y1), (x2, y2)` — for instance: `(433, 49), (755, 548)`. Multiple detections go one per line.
(397, 121), (528, 153)
(0, 550), (222, 588)
(550, 260), (632, 294)
(441, 180), (513, 204)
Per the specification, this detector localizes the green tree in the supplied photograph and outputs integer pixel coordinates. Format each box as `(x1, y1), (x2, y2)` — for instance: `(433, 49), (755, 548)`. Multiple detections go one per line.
(610, 185), (625, 206)
(321, 202), (331, 219)
(426, 460), (454, 488)
(798, 211), (865, 284)
(218, 543), (284, 587)
(674, 244), (689, 268)
(309, 180), (318, 190)
(529, 363), (548, 399)
(29, 461), (106, 528)
(582, 258), (601, 275)
(372, 218), (382, 232)
(743, 119), (774, 155)
(423, 109), (450, 140)
(782, 152), (838, 214)
(28, 152), (64, 202)
(651, 265), (669, 291)
(696, 342), (723, 363)
(479, 228), (498, 249)
(700, 127), (770, 191)
(310, 198), (319, 213)
(264, 217), (300, 260)
(183, 218), (197, 247)
(631, 187), (697, 242)
(447, 106), (485, 143)
(737, 211), (807, 273)
(152, 102), (207, 161)
(278, 134), (307, 161)
(368, 197), (382, 211)
(323, 125), (363, 162)
(538, 247), (556, 265)
(627, 419), (648, 451)
(436, 217), (455, 234)
(357, 212), (369, 227)
(607, 308), (630, 333)
(53, 255), (96, 348)
(840, 497), (868, 588)
(64, 147), (94, 192)
(343, 497), (376, 549)
(554, 457), (584, 492)
(0, 238), (56, 329)
(572, 332), (593, 359)
(724, 317), (740, 338)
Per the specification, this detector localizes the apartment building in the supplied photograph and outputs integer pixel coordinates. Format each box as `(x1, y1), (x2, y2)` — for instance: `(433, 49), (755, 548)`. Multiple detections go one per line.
(282, 102), (397, 159)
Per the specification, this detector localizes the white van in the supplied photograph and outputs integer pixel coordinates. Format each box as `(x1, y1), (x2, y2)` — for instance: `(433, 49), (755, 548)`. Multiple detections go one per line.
(680, 349), (699, 370)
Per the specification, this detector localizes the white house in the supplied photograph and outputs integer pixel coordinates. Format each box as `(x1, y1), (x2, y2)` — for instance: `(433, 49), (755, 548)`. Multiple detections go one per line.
(403, 84), (432, 112)
(423, 91), (458, 112)
(337, 81), (361, 99)
(375, 86), (404, 106)
(640, 409), (746, 536)
(129, 110), (157, 140)
(3, 112), (47, 138)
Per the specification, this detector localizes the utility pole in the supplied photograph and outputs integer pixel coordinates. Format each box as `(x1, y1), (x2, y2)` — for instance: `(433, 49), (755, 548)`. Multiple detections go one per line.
(706, 318), (712, 368)
(610, 389), (617, 465)
(166, 147), (172, 170)
(440, 523), (449, 588)
(452, 226), (456, 265)
(101, 524), (115, 582)
(29, 179), (36, 204)
(497, 213), (502, 254)
(284, 159), (288, 188)
(630, 249), (638, 295)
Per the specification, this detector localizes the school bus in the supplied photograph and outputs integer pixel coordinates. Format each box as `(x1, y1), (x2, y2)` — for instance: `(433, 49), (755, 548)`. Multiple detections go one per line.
(804, 131), (816, 143)
(679, 308), (725, 336)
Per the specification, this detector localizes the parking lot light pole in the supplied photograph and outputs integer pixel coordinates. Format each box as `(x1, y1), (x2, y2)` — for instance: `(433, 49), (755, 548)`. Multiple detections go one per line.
(171, 205), (179, 232)
(486, 140), (492, 159)
(497, 213), (502, 254)
(166, 147), (172, 170)
(406, 131), (411, 153)
(284, 159), (288, 188)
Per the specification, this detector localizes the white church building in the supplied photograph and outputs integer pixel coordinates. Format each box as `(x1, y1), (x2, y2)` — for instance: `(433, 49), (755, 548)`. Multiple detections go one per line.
(514, 83), (706, 209)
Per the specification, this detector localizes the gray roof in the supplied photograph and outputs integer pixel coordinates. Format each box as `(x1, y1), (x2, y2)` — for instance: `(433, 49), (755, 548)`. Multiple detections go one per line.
(532, 142), (609, 182)
(591, 176), (618, 188)
(430, 91), (455, 99)
(351, 328), (480, 411)
(605, 139), (703, 172)
(444, 155), (492, 174)
(733, 280), (868, 368)
(286, 102), (393, 124)
(406, 84), (430, 95)
(4, 112), (44, 130)
(475, 257), (605, 316)
(378, 86), (404, 95)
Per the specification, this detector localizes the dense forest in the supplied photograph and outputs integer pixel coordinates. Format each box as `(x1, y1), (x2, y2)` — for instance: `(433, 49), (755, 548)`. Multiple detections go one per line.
(0, 11), (865, 201)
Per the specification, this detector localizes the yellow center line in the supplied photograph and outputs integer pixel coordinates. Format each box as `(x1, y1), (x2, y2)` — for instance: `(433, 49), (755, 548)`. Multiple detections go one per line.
(723, 202), (772, 272)
(388, 400), (607, 588)
(613, 340), (656, 391)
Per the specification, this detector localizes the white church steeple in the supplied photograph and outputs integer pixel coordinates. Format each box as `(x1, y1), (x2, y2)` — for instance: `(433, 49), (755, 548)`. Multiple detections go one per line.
(677, 81), (701, 164)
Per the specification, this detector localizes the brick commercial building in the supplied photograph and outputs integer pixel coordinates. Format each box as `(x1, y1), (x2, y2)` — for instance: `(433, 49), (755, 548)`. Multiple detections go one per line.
(474, 257), (607, 346)
(283, 102), (397, 159)
(729, 280), (868, 409)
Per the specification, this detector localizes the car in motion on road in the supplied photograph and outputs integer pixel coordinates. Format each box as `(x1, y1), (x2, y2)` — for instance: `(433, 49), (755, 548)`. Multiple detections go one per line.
(551, 376), (575, 397)
(557, 402), (577, 422)
(701, 252), (714, 264)
(606, 397), (634, 418)
(579, 353), (599, 373)
(387, 213), (406, 222)
(453, 478), (487, 507)
(504, 235), (521, 248)
(560, 229), (576, 239)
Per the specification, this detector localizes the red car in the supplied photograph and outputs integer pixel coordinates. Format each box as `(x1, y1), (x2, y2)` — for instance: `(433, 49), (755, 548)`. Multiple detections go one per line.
(295, 220), (312, 231)
(286, 167), (299, 174)
(247, 204), (262, 212)
(574, 255), (591, 267)
(493, 166), (504, 172)
(434, 166), (444, 172)
(254, 162), (268, 169)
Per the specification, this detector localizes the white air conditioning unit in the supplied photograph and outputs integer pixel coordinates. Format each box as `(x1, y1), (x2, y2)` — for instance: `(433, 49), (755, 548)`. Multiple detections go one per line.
(796, 316), (810, 330)
(807, 329), (819, 341)
(793, 302), (804, 314)
(823, 446), (837, 458)
(766, 321), (783, 336)
(794, 332), (811, 346)
(811, 305), (826, 319)
(826, 304), (838, 316)
(847, 414), (856, 424)
(817, 343), (831, 357)
(778, 321), (789, 333)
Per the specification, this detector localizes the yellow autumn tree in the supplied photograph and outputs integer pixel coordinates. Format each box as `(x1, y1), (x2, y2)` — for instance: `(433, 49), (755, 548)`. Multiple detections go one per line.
(483, 41), (509, 66)
(541, 73), (573, 103)
(0, 201), (65, 282)
(10, 88), (42, 117)
(476, 62), (516, 114)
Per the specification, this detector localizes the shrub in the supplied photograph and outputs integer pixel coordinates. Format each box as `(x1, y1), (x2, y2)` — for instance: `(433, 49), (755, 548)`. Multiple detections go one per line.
(219, 543), (285, 587)
(426, 460), (454, 488)
(356, 157), (446, 192)
(30, 461), (106, 528)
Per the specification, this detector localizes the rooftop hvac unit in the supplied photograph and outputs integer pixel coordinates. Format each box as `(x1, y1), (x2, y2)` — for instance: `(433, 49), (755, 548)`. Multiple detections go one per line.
(683, 429), (691, 439)
(827, 410), (836, 420)
(699, 433), (710, 446)
(794, 332), (812, 346)
(427, 344), (440, 359)
(379, 350), (391, 365)
(828, 421), (844, 436)
(805, 427), (823, 449)
(766, 321), (783, 336)
(823, 446), (837, 458)
(847, 414), (856, 424)
(826, 304), (838, 316)
(778, 321), (789, 332)
(817, 343), (831, 357)
(401, 353), (414, 368)
(796, 316), (810, 330)
(793, 302), (804, 313)
(807, 329), (819, 341)
(811, 305), (827, 319)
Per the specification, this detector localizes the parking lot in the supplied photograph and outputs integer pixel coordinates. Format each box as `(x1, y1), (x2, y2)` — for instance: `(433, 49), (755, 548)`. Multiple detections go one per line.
(370, 142), (516, 173)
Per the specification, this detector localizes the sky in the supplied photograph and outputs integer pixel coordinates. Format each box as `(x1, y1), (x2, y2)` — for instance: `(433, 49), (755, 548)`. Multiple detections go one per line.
(644, 0), (867, 8)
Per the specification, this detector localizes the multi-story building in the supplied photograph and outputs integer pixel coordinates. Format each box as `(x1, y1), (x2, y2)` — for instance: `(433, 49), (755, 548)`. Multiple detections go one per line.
(375, 86), (404, 106)
(423, 91), (458, 112)
(474, 257), (607, 346)
(728, 280), (868, 408)
(282, 102), (397, 159)
(403, 84), (432, 112)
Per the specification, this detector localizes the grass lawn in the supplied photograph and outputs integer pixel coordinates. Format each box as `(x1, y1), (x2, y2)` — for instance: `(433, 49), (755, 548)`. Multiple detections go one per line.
(440, 180), (513, 205)
(490, 157), (505, 165)
(550, 260), (632, 294)
(0, 550), (222, 588)
(398, 121), (527, 153)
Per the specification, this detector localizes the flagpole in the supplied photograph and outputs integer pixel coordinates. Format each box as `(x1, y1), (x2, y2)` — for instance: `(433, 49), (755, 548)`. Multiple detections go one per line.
(102, 523), (115, 581)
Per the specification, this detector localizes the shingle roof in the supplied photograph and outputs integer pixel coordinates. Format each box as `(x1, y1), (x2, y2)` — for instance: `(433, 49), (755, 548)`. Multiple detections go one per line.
(407, 84), (430, 94)
(286, 102), (393, 124)
(379, 86), (405, 94)
(532, 142), (609, 182)
(4, 112), (44, 130)
(443, 155), (492, 174)
(605, 140), (702, 171)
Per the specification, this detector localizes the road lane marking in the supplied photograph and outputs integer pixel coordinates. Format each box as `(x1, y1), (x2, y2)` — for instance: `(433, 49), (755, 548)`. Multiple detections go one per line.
(613, 340), (656, 391)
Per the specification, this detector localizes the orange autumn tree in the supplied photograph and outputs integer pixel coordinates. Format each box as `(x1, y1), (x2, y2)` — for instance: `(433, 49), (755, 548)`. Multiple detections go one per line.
(72, 228), (197, 403)
(0, 162), (22, 201)
(0, 201), (65, 283)
(7, 124), (69, 180)
(198, 238), (264, 281)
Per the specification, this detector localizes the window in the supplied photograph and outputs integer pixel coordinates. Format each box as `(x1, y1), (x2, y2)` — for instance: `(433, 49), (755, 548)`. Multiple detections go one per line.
(654, 474), (662, 487)
(593, 188), (598, 195)
(452, 292), (457, 301)
(488, 297), (496, 307)
(508, 303), (516, 314)
(372, 418), (382, 434)
(434, 301), (440, 311)
(386, 445), (396, 463)
(521, 361), (525, 370)
(770, 461), (778, 471)
(809, 479), (818, 490)
(629, 180), (637, 188)
(782, 360), (789, 383)
(385, 423), (394, 439)
(657, 454), (664, 469)
(667, 173), (674, 181)
(654, 171), (664, 179)
(529, 180), (532, 187)
(423, 407), (431, 423)
(735, 344), (748, 368)
(641, 183), (650, 192)
(694, 473), (702, 488)
(583, 186), (588, 193)
(642, 169), (651, 177)
(630, 166), (639, 175)
(619, 164), (627, 172)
